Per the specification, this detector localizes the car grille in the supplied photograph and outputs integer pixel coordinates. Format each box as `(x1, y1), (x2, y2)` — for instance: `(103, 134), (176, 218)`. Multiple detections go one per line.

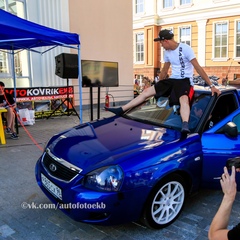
(41, 148), (82, 182)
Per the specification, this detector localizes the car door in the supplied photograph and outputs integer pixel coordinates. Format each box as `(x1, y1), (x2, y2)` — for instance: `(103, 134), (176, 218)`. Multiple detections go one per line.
(201, 108), (240, 190)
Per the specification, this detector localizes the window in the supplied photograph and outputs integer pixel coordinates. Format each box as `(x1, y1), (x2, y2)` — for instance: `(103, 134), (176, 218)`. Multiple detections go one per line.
(233, 114), (240, 134)
(207, 94), (237, 131)
(214, 22), (228, 58)
(180, 0), (191, 5)
(163, 0), (173, 8)
(0, 0), (25, 15)
(14, 52), (22, 76)
(179, 26), (191, 46)
(135, 0), (144, 14)
(135, 33), (144, 62)
(233, 113), (240, 133)
(236, 21), (240, 58)
(0, 53), (8, 74)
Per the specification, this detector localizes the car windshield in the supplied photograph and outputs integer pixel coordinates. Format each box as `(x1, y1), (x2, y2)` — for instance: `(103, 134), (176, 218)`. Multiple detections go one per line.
(123, 94), (211, 132)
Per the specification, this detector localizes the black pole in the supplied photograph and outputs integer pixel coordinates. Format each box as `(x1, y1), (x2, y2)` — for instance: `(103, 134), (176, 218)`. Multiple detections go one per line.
(66, 78), (70, 116)
(90, 86), (93, 121)
(97, 86), (100, 119)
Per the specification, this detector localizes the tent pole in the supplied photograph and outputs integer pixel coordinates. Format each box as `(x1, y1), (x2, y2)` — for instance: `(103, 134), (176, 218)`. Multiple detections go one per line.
(11, 50), (17, 99)
(77, 45), (82, 124)
(11, 49), (18, 134)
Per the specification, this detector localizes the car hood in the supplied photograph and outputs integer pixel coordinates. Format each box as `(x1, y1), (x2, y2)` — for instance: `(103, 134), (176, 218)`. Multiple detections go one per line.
(47, 116), (182, 173)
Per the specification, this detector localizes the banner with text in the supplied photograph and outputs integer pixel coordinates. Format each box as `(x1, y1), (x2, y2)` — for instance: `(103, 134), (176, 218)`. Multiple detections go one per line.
(6, 86), (74, 119)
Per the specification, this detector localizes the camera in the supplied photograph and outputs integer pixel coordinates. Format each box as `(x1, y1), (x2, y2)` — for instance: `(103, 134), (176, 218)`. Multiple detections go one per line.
(226, 157), (240, 169)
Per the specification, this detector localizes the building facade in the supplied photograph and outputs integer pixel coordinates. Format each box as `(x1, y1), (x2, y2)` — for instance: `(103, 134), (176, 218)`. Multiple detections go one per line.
(133, 0), (240, 84)
(69, 0), (133, 108)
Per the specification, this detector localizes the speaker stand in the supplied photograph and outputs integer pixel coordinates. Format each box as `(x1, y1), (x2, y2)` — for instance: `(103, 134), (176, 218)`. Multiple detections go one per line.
(89, 86), (101, 121)
(47, 79), (80, 120)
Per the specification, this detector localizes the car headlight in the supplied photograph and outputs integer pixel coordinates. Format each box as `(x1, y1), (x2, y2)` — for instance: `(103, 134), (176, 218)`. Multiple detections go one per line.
(82, 165), (124, 192)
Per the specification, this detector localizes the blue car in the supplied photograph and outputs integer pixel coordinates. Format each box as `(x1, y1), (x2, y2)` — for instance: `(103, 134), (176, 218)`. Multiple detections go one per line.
(35, 85), (240, 229)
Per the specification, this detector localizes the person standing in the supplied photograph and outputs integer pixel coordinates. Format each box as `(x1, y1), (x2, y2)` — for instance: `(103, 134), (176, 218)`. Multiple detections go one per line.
(154, 70), (161, 84)
(0, 81), (19, 139)
(133, 74), (138, 84)
(208, 166), (240, 240)
(133, 79), (140, 98)
(106, 29), (221, 133)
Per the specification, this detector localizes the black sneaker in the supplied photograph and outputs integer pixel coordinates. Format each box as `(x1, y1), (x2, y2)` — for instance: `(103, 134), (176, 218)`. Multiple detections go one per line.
(105, 107), (124, 115)
(181, 121), (190, 133)
(6, 127), (12, 134)
(10, 133), (19, 140)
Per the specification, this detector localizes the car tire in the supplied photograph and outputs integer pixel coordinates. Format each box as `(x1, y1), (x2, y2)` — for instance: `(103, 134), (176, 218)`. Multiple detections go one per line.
(141, 174), (186, 229)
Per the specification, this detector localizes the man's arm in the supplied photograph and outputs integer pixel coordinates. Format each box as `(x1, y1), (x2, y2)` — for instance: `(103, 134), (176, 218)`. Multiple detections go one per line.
(5, 103), (16, 109)
(159, 62), (170, 80)
(0, 102), (5, 107)
(191, 58), (221, 96)
(4, 92), (16, 108)
(208, 166), (237, 240)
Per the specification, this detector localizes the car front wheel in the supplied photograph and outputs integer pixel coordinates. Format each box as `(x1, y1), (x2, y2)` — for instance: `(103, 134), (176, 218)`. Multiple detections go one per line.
(141, 174), (186, 229)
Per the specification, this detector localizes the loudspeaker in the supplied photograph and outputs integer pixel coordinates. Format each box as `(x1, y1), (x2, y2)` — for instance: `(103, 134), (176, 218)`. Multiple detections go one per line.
(55, 53), (78, 79)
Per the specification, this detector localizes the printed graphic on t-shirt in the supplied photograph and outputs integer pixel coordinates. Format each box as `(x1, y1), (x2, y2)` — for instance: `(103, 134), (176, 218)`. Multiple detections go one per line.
(179, 47), (185, 78)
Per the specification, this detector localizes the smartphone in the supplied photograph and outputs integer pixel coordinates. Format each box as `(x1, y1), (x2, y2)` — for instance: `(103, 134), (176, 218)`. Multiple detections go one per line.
(226, 157), (240, 169)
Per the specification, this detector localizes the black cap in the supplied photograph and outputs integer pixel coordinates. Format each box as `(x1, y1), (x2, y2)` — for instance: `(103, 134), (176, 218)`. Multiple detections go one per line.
(154, 29), (174, 42)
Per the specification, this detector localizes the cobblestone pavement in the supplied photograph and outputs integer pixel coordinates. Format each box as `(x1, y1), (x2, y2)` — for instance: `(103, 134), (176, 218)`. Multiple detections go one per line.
(0, 108), (239, 240)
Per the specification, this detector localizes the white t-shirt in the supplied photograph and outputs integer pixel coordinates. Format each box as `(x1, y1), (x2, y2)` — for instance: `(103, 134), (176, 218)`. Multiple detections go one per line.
(164, 42), (195, 85)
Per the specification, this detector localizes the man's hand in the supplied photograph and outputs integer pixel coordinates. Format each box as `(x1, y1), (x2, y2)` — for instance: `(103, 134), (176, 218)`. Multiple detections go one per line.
(208, 165), (238, 240)
(211, 86), (221, 96)
(220, 166), (237, 202)
(222, 77), (228, 86)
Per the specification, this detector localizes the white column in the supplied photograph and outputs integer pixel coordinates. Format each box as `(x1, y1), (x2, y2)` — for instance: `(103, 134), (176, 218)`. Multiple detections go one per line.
(196, 19), (207, 66)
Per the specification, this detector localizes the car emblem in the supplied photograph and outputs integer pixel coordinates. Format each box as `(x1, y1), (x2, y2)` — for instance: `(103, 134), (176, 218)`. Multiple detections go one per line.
(49, 163), (57, 172)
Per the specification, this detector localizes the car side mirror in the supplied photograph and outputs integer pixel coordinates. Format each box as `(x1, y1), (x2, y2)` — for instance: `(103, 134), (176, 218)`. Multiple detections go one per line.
(223, 122), (238, 138)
